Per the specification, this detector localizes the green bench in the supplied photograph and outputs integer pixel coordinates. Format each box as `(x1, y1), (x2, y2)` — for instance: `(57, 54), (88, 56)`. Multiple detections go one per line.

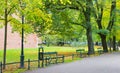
(97, 47), (103, 55)
(39, 51), (64, 67)
(76, 49), (85, 57)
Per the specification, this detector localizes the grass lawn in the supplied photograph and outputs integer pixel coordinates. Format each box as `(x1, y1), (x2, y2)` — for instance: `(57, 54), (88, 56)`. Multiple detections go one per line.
(0, 46), (78, 63)
(0, 46), (101, 73)
(0, 46), (101, 63)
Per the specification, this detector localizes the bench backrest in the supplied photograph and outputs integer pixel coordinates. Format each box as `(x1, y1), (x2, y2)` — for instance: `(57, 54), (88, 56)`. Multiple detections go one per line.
(44, 52), (57, 57)
(44, 52), (57, 55)
(76, 49), (85, 52)
(39, 52), (57, 60)
(97, 47), (102, 50)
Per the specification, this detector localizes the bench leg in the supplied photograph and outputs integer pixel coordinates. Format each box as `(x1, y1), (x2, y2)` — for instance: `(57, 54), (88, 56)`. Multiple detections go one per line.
(62, 56), (65, 63)
(42, 59), (44, 67)
(56, 57), (58, 64)
(45, 58), (47, 66)
(80, 52), (82, 58)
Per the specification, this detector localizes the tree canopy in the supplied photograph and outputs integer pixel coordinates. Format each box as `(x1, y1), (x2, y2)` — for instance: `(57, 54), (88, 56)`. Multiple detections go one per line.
(0, 0), (120, 53)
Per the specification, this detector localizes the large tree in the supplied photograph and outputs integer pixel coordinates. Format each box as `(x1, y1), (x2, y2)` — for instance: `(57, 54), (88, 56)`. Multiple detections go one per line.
(45, 0), (95, 55)
(0, 0), (18, 69)
(108, 0), (116, 51)
(92, 0), (116, 52)
(71, 0), (95, 54)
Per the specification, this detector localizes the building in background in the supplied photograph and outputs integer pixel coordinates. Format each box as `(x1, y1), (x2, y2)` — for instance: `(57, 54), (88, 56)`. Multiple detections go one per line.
(0, 25), (38, 49)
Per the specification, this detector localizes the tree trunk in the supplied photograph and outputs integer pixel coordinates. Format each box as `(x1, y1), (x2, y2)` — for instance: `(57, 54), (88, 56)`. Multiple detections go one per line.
(113, 36), (116, 51)
(3, 3), (8, 69)
(86, 25), (94, 55)
(100, 34), (108, 53)
(118, 40), (120, 46)
(109, 38), (112, 52)
(85, 0), (94, 55)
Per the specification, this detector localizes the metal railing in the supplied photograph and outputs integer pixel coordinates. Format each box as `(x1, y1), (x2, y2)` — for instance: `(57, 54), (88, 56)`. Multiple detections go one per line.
(0, 62), (2, 73)
(0, 54), (77, 72)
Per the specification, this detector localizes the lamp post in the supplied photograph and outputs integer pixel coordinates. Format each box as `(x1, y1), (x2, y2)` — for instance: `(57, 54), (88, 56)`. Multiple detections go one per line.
(20, 1), (26, 68)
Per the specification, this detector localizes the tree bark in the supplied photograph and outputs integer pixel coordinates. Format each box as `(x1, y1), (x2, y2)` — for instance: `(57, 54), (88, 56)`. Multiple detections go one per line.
(93, 0), (109, 53)
(109, 38), (112, 52)
(108, 0), (116, 51)
(100, 34), (108, 53)
(3, 0), (8, 69)
(85, 0), (94, 55)
(113, 36), (116, 51)
(86, 26), (94, 55)
(97, 19), (108, 52)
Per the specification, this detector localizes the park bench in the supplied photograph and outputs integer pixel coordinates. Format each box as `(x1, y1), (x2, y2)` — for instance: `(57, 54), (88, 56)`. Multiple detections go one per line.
(97, 47), (103, 55)
(76, 49), (86, 57)
(39, 51), (64, 67)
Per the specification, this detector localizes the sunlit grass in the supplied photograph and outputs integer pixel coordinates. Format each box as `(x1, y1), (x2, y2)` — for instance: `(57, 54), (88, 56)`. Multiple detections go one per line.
(0, 46), (104, 73)
(0, 46), (82, 73)
(0, 46), (101, 63)
(0, 46), (77, 63)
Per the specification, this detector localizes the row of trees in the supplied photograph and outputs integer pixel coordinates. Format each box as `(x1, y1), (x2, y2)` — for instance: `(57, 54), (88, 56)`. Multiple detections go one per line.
(44, 0), (120, 54)
(0, 0), (120, 69)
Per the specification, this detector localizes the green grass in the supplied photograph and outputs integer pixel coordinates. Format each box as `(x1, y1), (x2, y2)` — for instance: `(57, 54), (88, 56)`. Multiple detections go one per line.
(0, 46), (77, 63)
(0, 46), (101, 63)
(0, 46), (101, 73)
(3, 68), (26, 73)
(0, 46), (81, 73)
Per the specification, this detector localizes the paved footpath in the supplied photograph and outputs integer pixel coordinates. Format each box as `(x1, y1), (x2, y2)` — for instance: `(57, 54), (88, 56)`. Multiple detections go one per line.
(24, 52), (120, 73)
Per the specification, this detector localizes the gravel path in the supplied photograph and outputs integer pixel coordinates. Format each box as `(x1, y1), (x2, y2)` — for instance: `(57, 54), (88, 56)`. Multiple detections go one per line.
(23, 52), (120, 73)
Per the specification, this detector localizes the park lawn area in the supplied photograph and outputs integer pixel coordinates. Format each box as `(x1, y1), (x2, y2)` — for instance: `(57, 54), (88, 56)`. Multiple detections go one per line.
(0, 46), (81, 73)
(0, 46), (101, 73)
(0, 46), (77, 63)
(0, 46), (101, 63)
